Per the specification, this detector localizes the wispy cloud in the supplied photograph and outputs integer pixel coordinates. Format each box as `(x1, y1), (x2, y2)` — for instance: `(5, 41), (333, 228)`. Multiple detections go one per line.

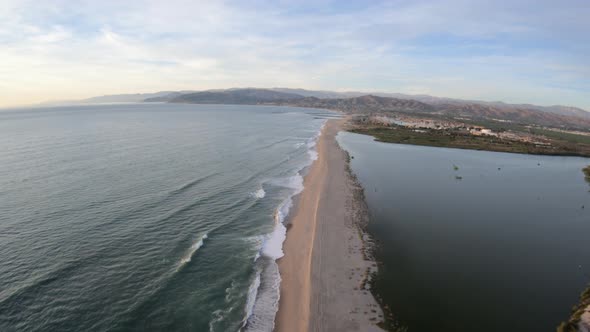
(0, 0), (588, 108)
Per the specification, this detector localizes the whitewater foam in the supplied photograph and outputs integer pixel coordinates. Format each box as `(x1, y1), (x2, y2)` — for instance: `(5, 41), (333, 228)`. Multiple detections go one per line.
(268, 174), (304, 192)
(251, 188), (266, 199)
(261, 219), (287, 260)
(225, 280), (239, 302)
(307, 149), (319, 161)
(243, 260), (281, 332)
(303, 121), (325, 163)
(244, 118), (327, 331)
(258, 174), (305, 260)
(209, 305), (236, 332)
(209, 309), (224, 332)
(178, 233), (208, 268)
(242, 270), (261, 328)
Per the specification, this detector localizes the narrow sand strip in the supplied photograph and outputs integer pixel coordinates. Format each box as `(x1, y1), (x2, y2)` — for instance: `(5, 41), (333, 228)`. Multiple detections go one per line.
(275, 119), (384, 332)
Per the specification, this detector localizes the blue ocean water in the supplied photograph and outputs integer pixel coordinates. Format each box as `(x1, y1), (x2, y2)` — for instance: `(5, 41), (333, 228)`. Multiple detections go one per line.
(0, 103), (333, 331)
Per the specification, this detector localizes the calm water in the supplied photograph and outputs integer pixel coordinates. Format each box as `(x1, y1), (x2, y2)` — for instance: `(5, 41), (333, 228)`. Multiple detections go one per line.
(0, 103), (333, 331)
(337, 132), (590, 332)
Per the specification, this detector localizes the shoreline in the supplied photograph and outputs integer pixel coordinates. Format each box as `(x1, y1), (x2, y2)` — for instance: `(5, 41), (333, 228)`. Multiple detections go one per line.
(275, 118), (384, 332)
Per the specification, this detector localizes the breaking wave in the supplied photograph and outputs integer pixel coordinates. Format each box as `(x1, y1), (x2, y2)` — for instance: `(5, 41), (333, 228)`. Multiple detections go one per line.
(243, 119), (327, 331)
(178, 233), (208, 268)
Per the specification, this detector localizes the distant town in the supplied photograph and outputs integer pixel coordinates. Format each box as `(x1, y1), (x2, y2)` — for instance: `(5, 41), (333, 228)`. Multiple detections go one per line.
(365, 114), (553, 146)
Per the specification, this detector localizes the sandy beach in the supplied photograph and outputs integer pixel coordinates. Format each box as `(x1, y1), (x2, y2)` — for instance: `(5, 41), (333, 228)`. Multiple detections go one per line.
(275, 119), (384, 332)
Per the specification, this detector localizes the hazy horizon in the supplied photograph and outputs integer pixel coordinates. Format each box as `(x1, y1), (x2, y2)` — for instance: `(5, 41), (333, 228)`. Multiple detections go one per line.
(1, 0), (589, 109)
(8, 86), (589, 113)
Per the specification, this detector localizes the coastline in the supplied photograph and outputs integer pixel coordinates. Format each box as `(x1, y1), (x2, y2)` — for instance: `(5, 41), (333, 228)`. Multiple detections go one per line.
(275, 118), (384, 331)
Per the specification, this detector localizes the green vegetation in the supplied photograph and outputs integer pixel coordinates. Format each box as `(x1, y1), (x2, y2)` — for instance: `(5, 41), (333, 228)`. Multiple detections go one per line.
(531, 128), (590, 145)
(349, 124), (590, 158)
(438, 117), (590, 145)
(557, 285), (590, 332)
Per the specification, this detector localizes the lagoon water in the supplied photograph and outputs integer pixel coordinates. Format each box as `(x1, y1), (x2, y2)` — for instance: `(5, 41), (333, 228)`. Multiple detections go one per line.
(338, 132), (590, 332)
(0, 103), (331, 331)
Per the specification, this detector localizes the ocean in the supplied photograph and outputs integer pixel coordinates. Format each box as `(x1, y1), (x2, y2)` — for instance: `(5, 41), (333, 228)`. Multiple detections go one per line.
(0, 103), (333, 331)
(337, 132), (590, 332)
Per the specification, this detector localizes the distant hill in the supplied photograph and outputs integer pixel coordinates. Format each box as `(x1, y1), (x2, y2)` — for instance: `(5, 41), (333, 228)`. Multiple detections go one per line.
(44, 87), (588, 121)
(274, 95), (436, 113)
(166, 90), (435, 114)
(168, 88), (304, 104)
(269, 88), (361, 99)
(433, 102), (590, 129)
(159, 88), (590, 129)
(270, 88), (590, 120)
(40, 87), (590, 130)
(414, 98), (590, 120)
(274, 95), (590, 130)
(143, 92), (194, 102)
(429, 99), (590, 120)
(42, 91), (194, 106)
(81, 92), (176, 103)
(520, 104), (590, 119)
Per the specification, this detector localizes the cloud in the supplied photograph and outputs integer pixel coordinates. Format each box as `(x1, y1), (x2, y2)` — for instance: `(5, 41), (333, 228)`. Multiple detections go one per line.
(0, 0), (588, 108)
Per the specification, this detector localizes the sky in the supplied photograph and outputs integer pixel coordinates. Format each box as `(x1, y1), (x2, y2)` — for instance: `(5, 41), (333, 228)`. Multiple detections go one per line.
(0, 0), (589, 109)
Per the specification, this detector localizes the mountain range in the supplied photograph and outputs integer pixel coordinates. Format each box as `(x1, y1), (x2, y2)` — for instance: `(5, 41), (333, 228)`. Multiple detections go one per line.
(271, 88), (590, 120)
(161, 88), (304, 104)
(42, 88), (590, 130)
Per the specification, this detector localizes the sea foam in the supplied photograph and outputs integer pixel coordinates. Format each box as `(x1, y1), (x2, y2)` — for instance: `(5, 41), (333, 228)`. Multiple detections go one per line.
(258, 174), (304, 260)
(242, 270), (261, 328)
(308, 149), (319, 161)
(242, 261), (281, 332)
(261, 219), (287, 260)
(268, 174), (304, 192)
(179, 233), (208, 267)
(244, 119), (327, 331)
(251, 188), (266, 199)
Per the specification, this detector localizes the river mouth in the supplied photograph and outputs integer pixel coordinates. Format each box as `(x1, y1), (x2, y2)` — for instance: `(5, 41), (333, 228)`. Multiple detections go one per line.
(337, 131), (590, 332)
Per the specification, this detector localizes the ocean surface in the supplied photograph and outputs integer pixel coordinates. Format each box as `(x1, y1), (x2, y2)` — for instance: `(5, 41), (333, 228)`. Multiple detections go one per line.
(0, 103), (333, 331)
(337, 132), (590, 332)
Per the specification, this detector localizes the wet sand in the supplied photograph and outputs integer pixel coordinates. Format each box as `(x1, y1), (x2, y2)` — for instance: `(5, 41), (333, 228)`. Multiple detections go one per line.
(275, 119), (384, 332)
